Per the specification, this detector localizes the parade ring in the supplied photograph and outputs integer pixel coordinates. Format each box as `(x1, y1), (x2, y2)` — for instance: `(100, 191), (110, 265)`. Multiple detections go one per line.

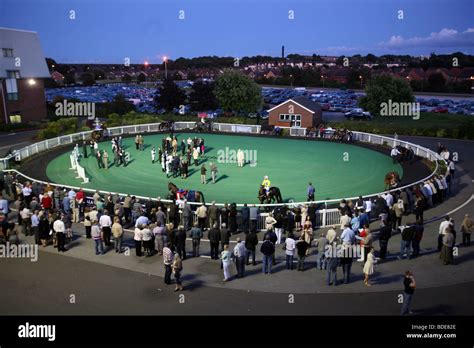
(40, 132), (408, 204)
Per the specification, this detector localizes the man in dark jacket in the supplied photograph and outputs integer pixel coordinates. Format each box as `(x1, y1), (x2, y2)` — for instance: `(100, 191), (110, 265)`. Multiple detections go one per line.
(240, 203), (250, 234)
(260, 235), (275, 274)
(208, 223), (221, 260)
(245, 229), (258, 265)
(264, 229), (278, 265)
(296, 238), (309, 271)
(229, 203), (237, 234)
(378, 220), (392, 260)
(412, 220), (424, 258)
(189, 222), (203, 257)
(182, 200), (192, 231)
(174, 226), (187, 260)
(219, 223), (231, 252)
(168, 201), (179, 229)
(308, 204), (317, 228)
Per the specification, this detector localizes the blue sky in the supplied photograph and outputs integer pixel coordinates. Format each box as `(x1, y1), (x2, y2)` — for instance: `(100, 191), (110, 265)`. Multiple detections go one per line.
(1, 0), (473, 63)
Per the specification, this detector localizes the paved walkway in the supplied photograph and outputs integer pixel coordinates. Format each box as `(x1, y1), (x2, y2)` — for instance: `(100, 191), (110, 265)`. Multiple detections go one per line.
(16, 167), (473, 294)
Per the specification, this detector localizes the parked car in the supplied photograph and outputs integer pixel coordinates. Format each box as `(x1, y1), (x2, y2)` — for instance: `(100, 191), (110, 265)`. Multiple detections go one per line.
(344, 108), (373, 120)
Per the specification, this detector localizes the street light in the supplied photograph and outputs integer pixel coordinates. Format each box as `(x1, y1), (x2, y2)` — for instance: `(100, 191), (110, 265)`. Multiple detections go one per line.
(144, 61), (149, 85)
(290, 74), (293, 88)
(163, 56), (168, 80)
(359, 75), (363, 89)
(321, 75), (325, 88)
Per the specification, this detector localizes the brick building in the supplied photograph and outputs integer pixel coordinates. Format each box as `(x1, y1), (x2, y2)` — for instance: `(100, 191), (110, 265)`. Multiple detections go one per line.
(268, 96), (322, 128)
(0, 28), (50, 124)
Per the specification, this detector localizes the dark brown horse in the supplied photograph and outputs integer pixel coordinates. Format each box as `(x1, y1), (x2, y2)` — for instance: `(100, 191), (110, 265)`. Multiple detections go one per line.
(258, 185), (283, 204)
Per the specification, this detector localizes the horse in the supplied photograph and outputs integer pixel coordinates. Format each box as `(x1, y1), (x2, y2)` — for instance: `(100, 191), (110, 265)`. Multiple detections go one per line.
(258, 185), (283, 204)
(384, 171), (400, 190)
(168, 182), (205, 204)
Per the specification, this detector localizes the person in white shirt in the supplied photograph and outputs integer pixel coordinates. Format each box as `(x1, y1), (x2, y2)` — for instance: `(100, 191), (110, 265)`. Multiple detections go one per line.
(151, 147), (156, 163)
(53, 215), (67, 252)
(141, 225), (153, 257)
(438, 216), (453, 251)
(283, 233), (296, 270)
(99, 210), (112, 247)
(390, 147), (401, 163)
(134, 226), (143, 257)
(383, 193), (394, 208)
(265, 213), (277, 231)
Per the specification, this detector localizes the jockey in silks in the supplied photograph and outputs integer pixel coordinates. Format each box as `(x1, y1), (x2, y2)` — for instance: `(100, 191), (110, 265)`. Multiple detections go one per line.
(262, 176), (271, 196)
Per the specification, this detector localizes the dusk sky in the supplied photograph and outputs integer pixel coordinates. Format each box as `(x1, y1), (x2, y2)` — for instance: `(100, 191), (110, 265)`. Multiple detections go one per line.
(1, 0), (473, 63)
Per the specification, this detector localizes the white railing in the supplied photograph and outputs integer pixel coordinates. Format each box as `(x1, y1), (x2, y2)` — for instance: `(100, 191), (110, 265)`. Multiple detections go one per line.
(0, 122), (444, 220)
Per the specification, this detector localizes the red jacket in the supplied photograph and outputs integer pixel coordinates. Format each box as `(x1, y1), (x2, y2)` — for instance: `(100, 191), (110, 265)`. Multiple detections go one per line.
(41, 196), (52, 209)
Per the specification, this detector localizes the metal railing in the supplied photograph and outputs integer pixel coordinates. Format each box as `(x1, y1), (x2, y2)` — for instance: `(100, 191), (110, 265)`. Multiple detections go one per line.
(0, 122), (445, 226)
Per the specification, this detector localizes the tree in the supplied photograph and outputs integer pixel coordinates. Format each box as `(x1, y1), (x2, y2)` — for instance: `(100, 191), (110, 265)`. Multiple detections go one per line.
(359, 74), (414, 117)
(189, 81), (218, 111)
(105, 93), (135, 115)
(214, 69), (262, 114)
(137, 73), (146, 83)
(80, 72), (95, 86)
(122, 73), (132, 83)
(155, 78), (187, 111)
(427, 72), (446, 92)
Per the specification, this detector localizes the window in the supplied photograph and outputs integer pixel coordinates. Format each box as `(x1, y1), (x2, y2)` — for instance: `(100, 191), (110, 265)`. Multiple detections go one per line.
(6, 70), (20, 79)
(5, 78), (19, 100)
(9, 114), (22, 123)
(2, 48), (13, 57)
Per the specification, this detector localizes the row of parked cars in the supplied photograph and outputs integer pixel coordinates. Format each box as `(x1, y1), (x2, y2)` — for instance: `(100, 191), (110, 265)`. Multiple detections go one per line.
(415, 97), (474, 115)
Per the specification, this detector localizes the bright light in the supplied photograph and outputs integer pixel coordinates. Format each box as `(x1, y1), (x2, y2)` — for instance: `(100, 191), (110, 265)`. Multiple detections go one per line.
(163, 56), (168, 62)
(52, 64), (55, 68)
(27, 79), (36, 86)
(144, 61), (149, 66)
(359, 75), (362, 79)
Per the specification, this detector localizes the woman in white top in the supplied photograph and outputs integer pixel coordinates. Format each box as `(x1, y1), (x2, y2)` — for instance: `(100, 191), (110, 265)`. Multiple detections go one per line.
(284, 233), (296, 270)
(221, 244), (231, 282)
(134, 225), (143, 257)
(363, 247), (376, 286)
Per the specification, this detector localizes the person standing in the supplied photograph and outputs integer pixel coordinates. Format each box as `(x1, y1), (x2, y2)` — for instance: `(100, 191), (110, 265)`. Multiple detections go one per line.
(196, 203), (207, 231)
(440, 226), (455, 265)
(135, 135), (140, 150)
(53, 214), (67, 252)
(208, 223), (221, 260)
(249, 205), (259, 232)
(307, 182), (315, 201)
(378, 220), (392, 260)
(208, 202), (219, 230)
(219, 223), (230, 252)
(233, 238), (247, 278)
(210, 162), (218, 184)
(400, 271), (416, 315)
(296, 237), (309, 271)
(112, 217), (123, 253)
(340, 246), (353, 284)
(172, 253), (184, 291)
(31, 210), (40, 245)
(103, 150), (109, 170)
(189, 222), (203, 257)
(182, 200), (192, 232)
(461, 214), (473, 246)
(91, 220), (104, 255)
(240, 203), (250, 234)
(221, 244), (231, 282)
(412, 220), (424, 258)
(326, 252), (339, 286)
(163, 243), (174, 285)
(96, 149), (103, 169)
(363, 247), (376, 286)
(193, 147), (199, 166)
(260, 235), (275, 275)
(153, 221), (165, 255)
(438, 216), (452, 251)
(133, 225), (143, 257)
(99, 210), (112, 247)
(314, 232), (328, 270)
(200, 164), (207, 184)
(245, 228), (258, 266)
(174, 226), (187, 260)
(82, 140), (88, 158)
(399, 224), (415, 260)
(284, 233), (296, 270)
(84, 208), (92, 239)
(151, 146), (156, 164)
